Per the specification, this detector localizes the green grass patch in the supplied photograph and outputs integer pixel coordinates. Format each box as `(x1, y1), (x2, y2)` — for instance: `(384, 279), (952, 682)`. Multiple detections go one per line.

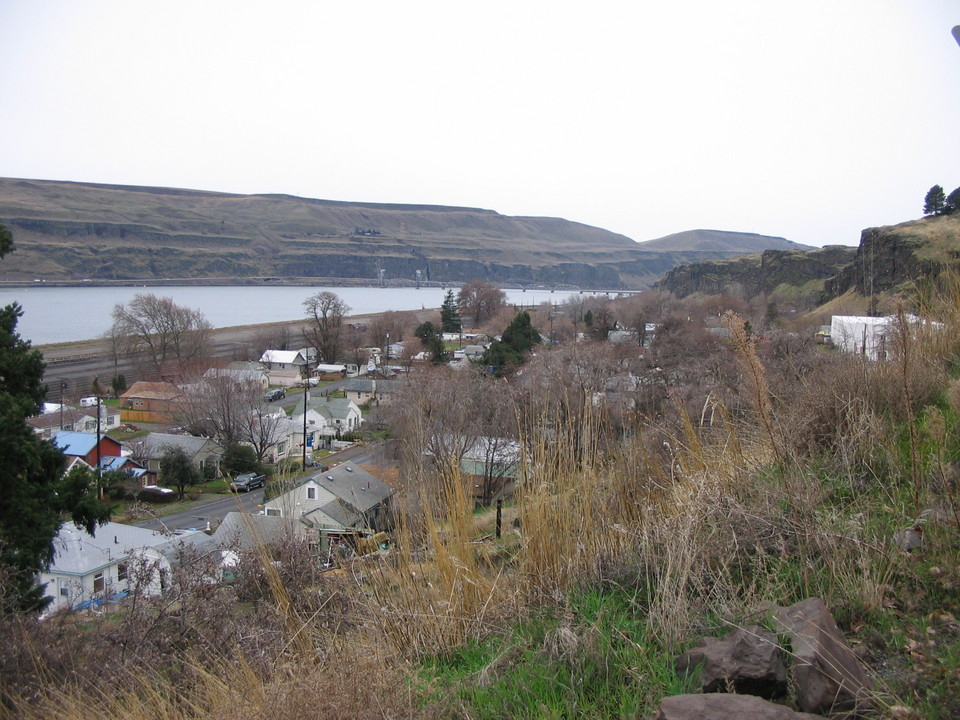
(419, 586), (691, 719)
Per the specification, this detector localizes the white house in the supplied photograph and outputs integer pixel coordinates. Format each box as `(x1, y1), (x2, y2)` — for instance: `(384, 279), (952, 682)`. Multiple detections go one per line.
(310, 397), (363, 433)
(259, 349), (310, 387)
(830, 316), (895, 361)
(40, 522), (212, 615)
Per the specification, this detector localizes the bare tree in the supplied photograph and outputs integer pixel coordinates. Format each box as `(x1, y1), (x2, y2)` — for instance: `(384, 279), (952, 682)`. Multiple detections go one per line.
(174, 370), (284, 461)
(458, 279), (506, 327)
(368, 310), (418, 350)
(303, 291), (350, 363)
(110, 294), (212, 379)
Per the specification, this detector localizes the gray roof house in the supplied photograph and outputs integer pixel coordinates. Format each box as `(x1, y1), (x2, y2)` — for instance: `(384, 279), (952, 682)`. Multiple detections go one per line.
(263, 463), (394, 535)
(133, 432), (224, 476)
(342, 377), (399, 405)
(308, 396), (363, 433)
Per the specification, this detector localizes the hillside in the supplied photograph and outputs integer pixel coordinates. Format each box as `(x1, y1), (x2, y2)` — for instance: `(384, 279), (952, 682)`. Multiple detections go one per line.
(0, 178), (792, 290)
(638, 228), (810, 253)
(656, 214), (960, 306)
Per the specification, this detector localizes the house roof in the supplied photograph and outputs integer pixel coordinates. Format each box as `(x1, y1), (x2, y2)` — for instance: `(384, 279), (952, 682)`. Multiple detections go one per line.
(259, 349), (306, 365)
(309, 463), (393, 514)
(48, 522), (173, 576)
(140, 432), (223, 460)
(27, 408), (91, 430)
(213, 512), (299, 551)
(203, 367), (266, 383)
(121, 381), (182, 401)
(308, 397), (359, 420)
(343, 378), (399, 394)
(53, 431), (117, 457)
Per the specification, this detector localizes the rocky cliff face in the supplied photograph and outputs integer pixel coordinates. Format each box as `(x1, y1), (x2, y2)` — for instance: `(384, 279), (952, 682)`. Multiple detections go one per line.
(656, 214), (960, 306)
(656, 246), (857, 298)
(824, 225), (944, 297)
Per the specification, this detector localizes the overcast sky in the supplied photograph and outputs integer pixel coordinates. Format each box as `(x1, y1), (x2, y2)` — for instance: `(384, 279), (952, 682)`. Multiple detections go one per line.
(1, 2), (958, 248)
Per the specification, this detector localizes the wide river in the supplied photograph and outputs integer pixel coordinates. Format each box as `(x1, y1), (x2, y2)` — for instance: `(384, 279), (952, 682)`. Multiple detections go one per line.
(1, 285), (596, 346)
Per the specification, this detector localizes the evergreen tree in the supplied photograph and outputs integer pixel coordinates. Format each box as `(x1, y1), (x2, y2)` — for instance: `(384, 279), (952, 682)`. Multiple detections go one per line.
(159, 446), (202, 500)
(482, 311), (541, 376)
(440, 289), (462, 334)
(946, 186), (960, 215)
(0, 223), (111, 612)
(924, 185), (946, 216)
(415, 321), (448, 363)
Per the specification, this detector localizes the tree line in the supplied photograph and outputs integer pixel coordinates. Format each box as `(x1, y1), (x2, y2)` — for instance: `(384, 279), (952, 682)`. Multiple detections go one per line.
(923, 184), (960, 217)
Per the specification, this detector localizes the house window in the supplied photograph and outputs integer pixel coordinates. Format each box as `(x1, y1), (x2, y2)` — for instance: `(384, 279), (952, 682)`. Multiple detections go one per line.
(93, 572), (105, 593)
(307, 487), (316, 500)
(117, 562), (128, 582)
(266, 507), (281, 517)
(59, 580), (69, 597)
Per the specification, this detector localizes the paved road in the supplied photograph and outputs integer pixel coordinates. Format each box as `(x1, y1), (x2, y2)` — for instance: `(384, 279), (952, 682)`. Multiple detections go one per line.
(133, 488), (266, 533)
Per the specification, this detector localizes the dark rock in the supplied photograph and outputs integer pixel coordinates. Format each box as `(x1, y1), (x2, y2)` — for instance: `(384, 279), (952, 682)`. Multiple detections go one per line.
(654, 693), (823, 720)
(675, 625), (787, 698)
(774, 597), (873, 716)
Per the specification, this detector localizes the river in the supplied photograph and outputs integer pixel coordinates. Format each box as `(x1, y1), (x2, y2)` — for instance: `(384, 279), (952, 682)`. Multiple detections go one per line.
(1, 285), (598, 346)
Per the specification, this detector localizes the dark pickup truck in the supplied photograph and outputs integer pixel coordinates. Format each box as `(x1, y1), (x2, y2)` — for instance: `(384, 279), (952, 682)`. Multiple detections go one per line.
(229, 473), (266, 493)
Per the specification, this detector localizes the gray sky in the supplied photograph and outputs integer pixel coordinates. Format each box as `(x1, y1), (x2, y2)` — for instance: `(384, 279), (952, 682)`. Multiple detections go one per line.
(1, 2), (958, 248)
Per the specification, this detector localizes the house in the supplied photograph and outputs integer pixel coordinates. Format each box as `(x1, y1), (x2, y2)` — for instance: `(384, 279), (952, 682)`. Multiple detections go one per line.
(212, 512), (300, 552)
(261, 410), (328, 463)
(342, 377), (399, 405)
(202, 365), (269, 391)
(53, 431), (124, 468)
(98, 455), (155, 486)
(39, 522), (213, 615)
(120, 381), (183, 423)
(28, 405), (121, 440)
(426, 435), (525, 503)
(259, 349), (310, 387)
(132, 432), (224, 476)
(310, 397), (363, 434)
(263, 463), (395, 540)
(828, 315), (946, 362)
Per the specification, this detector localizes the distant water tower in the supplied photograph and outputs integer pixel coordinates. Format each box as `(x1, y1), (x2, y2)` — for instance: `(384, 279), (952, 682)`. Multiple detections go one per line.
(415, 269), (422, 289)
(378, 268), (386, 287)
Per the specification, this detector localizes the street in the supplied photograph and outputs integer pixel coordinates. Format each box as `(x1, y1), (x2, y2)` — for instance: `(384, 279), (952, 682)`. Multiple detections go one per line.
(133, 487), (265, 533)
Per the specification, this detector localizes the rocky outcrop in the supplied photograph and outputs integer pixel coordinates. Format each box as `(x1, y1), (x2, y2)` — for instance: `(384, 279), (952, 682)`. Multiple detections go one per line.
(655, 246), (856, 300)
(674, 625), (787, 698)
(669, 598), (873, 718)
(824, 226), (942, 298)
(773, 598), (873, 716)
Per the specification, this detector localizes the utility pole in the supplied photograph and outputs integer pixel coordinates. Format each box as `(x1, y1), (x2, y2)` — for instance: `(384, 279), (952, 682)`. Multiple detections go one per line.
(96, 396), (103, 498)
(59, 378), (67, 429)
(302, 358), (310, 468)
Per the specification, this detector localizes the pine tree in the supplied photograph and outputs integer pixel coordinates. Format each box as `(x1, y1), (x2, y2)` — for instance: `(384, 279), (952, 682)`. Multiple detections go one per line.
(482, 311), (541, 375)
(946, 186), (960, 215)
(0, 223), (111, 612)
(924, 185), (946, 216)
(440, 289), (462, 334)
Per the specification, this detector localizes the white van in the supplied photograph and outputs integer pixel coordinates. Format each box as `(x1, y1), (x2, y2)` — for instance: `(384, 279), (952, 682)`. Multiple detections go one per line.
(79, 396), (99, 407)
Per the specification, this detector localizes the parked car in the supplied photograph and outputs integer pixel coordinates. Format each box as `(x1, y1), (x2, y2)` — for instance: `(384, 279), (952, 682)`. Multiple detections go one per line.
(262, 388), (286, 402)
(229, 473), (266, 493)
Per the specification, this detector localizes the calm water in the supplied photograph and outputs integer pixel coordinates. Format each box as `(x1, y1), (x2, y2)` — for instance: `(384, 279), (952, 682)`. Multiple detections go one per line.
(1, 285), (592, 345)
